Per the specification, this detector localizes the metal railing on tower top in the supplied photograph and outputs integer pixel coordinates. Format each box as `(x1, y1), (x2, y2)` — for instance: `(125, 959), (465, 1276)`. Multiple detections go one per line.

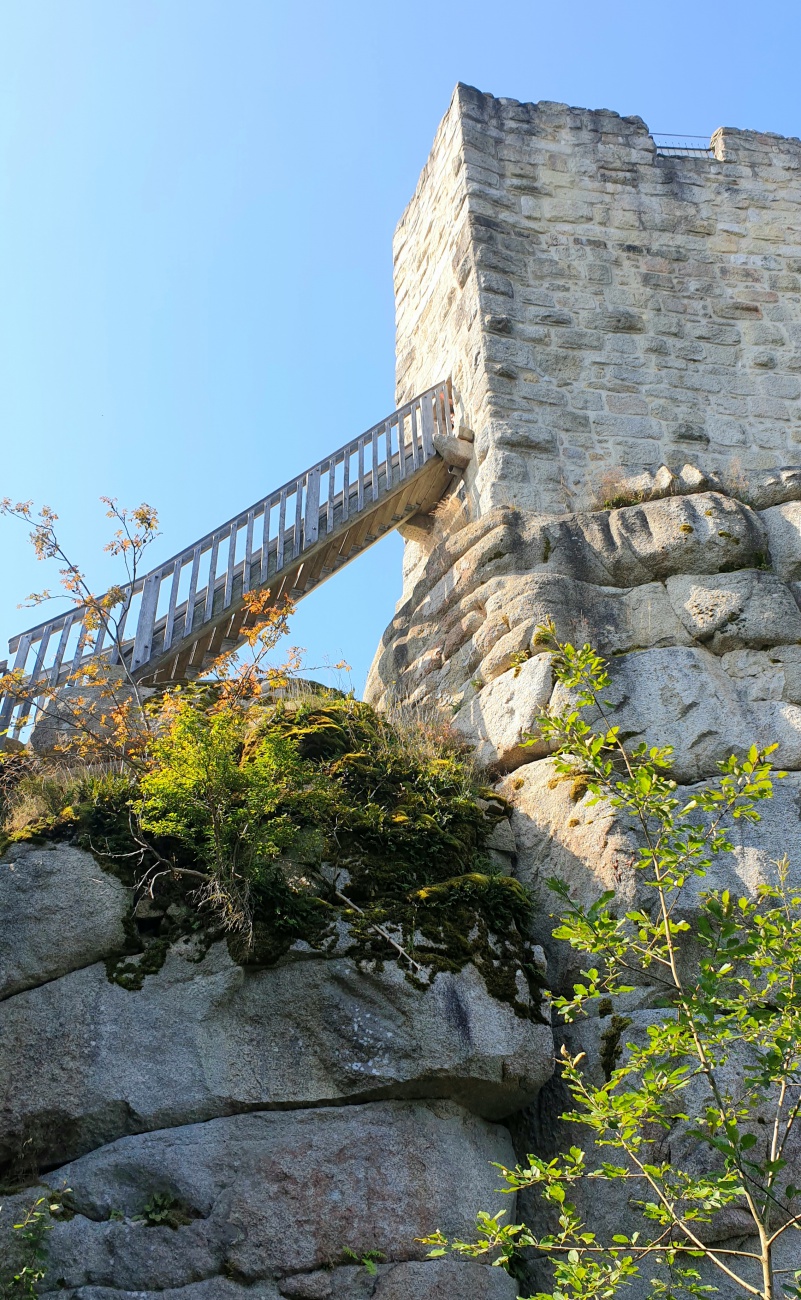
(652, 134), (714, 158)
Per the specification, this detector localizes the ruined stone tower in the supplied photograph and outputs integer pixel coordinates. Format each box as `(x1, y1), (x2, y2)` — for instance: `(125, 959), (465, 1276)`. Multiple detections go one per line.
(393, 83), (801, 517)
(369, 83), (801, 785)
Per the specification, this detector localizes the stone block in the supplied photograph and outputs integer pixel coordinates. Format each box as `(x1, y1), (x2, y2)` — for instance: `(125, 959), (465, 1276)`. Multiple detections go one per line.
(730, 466), (801, 509)
(452, 653), (552, 768)
(40, 1285), (281, 1300)
(542, 493), (768, 587)
(501, 757), (801, 977)
(371, 1261), (517, 1299)
(761, 500), (801, 579)
(548, 644), (801, 780)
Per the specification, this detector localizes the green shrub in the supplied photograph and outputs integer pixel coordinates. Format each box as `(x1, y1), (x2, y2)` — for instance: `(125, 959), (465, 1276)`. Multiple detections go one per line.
(0, 693), (540, 1014)
(130, 695), (541, 1012)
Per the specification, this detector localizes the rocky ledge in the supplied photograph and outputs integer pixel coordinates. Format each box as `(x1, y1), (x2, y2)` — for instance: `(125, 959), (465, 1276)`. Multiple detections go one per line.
(0, 842), (552, 1298)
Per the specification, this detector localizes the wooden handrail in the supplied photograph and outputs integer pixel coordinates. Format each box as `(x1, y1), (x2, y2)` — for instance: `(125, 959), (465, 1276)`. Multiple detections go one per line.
(0, 380), (454, 737)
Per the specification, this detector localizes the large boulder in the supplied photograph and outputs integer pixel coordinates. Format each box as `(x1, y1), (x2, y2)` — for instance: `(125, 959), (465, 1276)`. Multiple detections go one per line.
(451, 644), (801, 778)
(0, 941), (553, 1172)
(369, 1261), (515, 1299)
(468, 575), (692, 685)
(535, 492), (767, 588)
(761, 500), (801, 581)
(8, 1102), (513, 1291)
(720, 644), (801, 703)
(452, 653), (552, 767)
(367, 492), (772, 711)
(548, 645), (801, 782)
(41, 1286), (281, 1300)
(0, 842), (130, 1000)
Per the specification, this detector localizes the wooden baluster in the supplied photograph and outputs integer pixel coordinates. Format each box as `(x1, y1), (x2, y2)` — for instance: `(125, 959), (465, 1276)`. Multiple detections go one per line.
(29, 627), (52, 687)
(432, 387), (442, 439)
(49, 614), (75, 684)
(224, 524), (238, 608)
(434, 382), (450, 439)
(436, 379), (449, 436)
(12, 633), (39, 734)
(162, 566), (181, 652)
(243, 510), (255, 593)
(410, 402), (421, 471)
(384, 420), (393, 490)
(396, 412), (406, 480)
(184, 546), (201, 637)
(371, 426), (379, 500)
(16, 628), (53, 730)
(107, 587), (132, 664)
(203, 534), (222, 623)
(326, 459), (335, 533)
(357, 439), (365, 511)
(69, 619), (90, 678)
(342, 449), (350, 522)
(93, 619), (107, 658)
(1, 632), (33, 735)
(292, 483), (303, 559)
(132, 572), (161, 670)
(276, 489), (287, 571)
(304, 466), (320, 549)
(12, 633), (33, 676)
(420, 393), (435, 459)
(0, 690), (15, 736)
(260, 502), (273, 581)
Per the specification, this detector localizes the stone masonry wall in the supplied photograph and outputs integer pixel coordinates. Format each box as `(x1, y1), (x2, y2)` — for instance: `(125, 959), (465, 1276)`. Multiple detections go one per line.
(394, 84), (801, 519)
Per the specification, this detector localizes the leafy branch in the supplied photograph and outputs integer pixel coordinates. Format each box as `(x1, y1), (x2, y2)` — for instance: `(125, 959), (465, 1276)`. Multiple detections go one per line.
(422, 622), (801, 1300)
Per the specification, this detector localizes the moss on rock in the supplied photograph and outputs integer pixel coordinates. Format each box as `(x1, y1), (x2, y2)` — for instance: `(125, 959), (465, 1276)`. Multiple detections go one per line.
(2, 697), (542, 1016)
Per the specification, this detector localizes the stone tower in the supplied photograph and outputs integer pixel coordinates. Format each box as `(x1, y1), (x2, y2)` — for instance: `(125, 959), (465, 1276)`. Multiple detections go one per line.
(369, 82), (801, 784)
(392, 83), (801, 519)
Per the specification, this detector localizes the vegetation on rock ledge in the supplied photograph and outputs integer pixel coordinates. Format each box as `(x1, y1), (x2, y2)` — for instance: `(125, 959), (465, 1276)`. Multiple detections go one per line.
(1, 693), (541, 1015)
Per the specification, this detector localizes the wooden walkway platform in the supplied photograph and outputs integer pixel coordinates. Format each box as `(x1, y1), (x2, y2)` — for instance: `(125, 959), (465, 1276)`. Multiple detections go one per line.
(0, 381), (455, 736)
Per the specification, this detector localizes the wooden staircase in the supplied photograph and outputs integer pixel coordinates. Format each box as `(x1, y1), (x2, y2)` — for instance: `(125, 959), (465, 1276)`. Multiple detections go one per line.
(0, 381), (455, 736)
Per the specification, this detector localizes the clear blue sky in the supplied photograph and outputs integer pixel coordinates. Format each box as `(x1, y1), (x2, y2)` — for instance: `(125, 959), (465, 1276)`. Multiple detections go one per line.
(2, 0), (800, 693)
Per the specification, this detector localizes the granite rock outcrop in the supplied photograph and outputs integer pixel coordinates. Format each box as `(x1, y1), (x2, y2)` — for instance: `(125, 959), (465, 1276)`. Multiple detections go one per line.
(0, 842), (540, 1299)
